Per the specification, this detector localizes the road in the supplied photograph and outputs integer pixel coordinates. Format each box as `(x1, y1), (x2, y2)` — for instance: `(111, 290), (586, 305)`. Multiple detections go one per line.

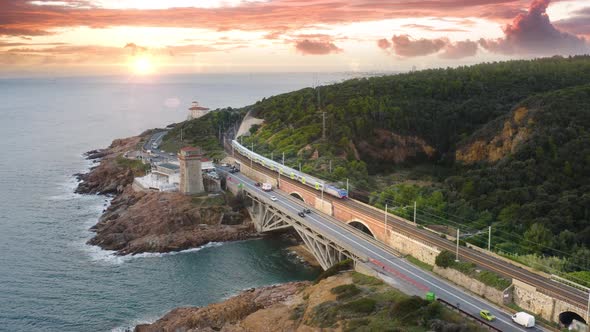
(227, 145), (588, 311)
(222, 167), (545, 332)
(142, 130), (177, 163)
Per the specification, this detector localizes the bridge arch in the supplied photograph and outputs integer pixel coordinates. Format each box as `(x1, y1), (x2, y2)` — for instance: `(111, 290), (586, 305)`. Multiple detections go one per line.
(559, 311), (586, 327)
(290, 192), (305, 203)
(348, 219), (376, 239)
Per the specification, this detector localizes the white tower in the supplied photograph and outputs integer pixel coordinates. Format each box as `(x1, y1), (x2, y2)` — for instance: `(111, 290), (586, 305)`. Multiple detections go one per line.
(188, 101), (210, 120)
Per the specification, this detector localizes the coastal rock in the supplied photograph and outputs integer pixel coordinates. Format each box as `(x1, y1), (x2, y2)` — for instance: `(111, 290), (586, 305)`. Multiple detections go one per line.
(75, 135), (143, 195)
(135, 271), (483, 332)
(87, 187), (256, 255)
(134, 281), (309, 332)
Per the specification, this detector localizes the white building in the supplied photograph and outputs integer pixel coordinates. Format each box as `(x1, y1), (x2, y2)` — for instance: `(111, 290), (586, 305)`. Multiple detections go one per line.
(133, 155), (217, 193)
(188, 101), (210, 120)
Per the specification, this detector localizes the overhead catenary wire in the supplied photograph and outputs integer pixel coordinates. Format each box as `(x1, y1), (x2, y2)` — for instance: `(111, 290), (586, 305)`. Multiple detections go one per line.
(241, 140), (588, 269)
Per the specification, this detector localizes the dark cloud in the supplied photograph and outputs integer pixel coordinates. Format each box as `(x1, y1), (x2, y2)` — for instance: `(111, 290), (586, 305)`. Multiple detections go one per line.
(439, 40), (479, 59)
(480, 0), (589, 55)
(295, 39), (342, 55)
(391, 35), (446, 57)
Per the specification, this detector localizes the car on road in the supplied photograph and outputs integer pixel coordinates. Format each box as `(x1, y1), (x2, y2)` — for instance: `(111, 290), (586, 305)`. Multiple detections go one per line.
(255, 182), (261, 187)
(270, 196), (277, 201)
(298, 212), (305, 217)
(169, 152), (174, 156)
(479, 310), (496, 322)
(512, 312), (534, 328)
(303, 208), (311, 214)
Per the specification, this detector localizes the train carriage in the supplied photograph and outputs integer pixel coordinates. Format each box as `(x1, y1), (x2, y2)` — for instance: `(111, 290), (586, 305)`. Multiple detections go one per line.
(231, 140), (348, 199)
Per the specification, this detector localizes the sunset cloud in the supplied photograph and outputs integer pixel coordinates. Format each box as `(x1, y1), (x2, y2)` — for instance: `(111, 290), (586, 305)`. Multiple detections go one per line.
(555, 7), (590, 38)
(390, 35), (447, 57)
(378, 35), (478, 59)
(440, 40), (479, 59)
(377, 38), (391, 50)
(295, 39), (342, 55)
(0, 0), (588, 74)
(479, 0), (589, 55)
(0, 0), (532, 38)
(401, 24), (468, 33)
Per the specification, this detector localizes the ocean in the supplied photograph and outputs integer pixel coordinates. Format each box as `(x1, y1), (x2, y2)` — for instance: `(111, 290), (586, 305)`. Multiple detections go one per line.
(0, 73), (355, 331)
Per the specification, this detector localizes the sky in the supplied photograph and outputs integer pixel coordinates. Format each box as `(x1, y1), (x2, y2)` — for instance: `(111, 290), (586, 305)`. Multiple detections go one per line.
(0, 0), (589, 76)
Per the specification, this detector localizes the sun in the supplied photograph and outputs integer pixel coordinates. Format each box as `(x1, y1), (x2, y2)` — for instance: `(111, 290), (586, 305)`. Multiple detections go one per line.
(131, 56), (154, 75)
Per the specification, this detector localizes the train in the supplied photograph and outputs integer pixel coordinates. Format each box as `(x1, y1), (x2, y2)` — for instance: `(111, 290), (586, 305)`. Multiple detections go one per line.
(231, 140), (348, 199)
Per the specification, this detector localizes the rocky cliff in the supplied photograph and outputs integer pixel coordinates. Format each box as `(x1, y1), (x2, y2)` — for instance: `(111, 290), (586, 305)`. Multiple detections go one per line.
(88, 187), (255, 255)
(78, 133), (256, 255)
(455, 106), (534, 164)
(358, 129), (437, 164)
(75, 135), (145, 195)
(135, 271), (484, 332)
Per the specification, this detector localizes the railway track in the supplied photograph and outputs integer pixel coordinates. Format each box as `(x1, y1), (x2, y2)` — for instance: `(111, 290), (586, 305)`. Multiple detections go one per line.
(345, 199), (588, 309)
(226, 144), (588, 309)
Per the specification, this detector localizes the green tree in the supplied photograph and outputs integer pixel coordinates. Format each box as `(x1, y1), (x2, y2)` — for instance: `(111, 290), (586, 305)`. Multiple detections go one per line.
(564, 161), (573, 177)
(435, 250), (456, 268)
(498, 204), (520, 226)
(524, 223), (553, 254)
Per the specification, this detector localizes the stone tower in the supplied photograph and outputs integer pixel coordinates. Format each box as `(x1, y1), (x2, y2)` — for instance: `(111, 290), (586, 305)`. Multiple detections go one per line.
(178, 146), (204, 194)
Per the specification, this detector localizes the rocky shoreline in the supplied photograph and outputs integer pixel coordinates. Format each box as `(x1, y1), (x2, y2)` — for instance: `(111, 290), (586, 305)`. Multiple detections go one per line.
(76, 132), (334, 332)
(76, 133), (258, 255)
(133, 270), (483, 332)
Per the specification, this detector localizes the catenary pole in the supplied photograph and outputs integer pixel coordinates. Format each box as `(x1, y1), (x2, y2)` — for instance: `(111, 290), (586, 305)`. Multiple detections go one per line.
(488, 226), (492, 252)
(456, 229), (460, 262)
(385, 204), (388, 235)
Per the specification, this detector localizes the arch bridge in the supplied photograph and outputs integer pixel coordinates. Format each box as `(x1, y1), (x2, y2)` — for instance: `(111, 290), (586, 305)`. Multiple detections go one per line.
(243, 189), (376, 270)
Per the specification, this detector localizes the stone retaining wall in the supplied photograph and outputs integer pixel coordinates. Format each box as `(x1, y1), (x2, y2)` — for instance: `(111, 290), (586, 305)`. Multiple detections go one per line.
(434, 266), (505, 305)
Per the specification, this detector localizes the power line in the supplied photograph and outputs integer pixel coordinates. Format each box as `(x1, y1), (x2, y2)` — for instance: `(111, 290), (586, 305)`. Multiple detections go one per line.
(376, 195), (585, 260)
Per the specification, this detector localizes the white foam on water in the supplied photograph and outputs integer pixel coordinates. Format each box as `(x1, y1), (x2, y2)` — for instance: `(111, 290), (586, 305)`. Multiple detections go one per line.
(130, 242), (224, 258)
(84, 242), (225, 265)
(111, 314), (162, 332)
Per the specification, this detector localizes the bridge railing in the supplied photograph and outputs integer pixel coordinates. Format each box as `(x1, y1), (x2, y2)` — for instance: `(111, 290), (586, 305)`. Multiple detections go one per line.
(436, 298), (502, 332)
(244, 187), (370, 263)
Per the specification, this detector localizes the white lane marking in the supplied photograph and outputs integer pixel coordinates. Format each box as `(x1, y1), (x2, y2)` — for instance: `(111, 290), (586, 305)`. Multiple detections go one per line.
(231, 172), (532, 332)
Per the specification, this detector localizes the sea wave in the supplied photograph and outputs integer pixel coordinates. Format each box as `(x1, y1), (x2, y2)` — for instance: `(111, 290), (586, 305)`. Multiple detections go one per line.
(84, 242), (225, 265)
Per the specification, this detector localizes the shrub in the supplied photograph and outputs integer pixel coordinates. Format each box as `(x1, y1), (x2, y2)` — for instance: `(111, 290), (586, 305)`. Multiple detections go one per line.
(391, 296), (430, 324)
(315, 259), (353, 283)
(435, 250), (456, 268)
(344, 318), (370, 331)
(477, 270), (512, 290)
(289, 303), (306, 320)
(352, 272), (383, 285)
(565, 271), (590, 288)
(331, 284), (361, 300)
(340, 298), (377, 314)
(309, 301), (340, 327)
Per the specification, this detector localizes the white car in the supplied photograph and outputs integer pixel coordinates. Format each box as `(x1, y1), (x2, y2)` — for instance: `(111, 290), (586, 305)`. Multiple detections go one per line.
(270, 196), (277, 201)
